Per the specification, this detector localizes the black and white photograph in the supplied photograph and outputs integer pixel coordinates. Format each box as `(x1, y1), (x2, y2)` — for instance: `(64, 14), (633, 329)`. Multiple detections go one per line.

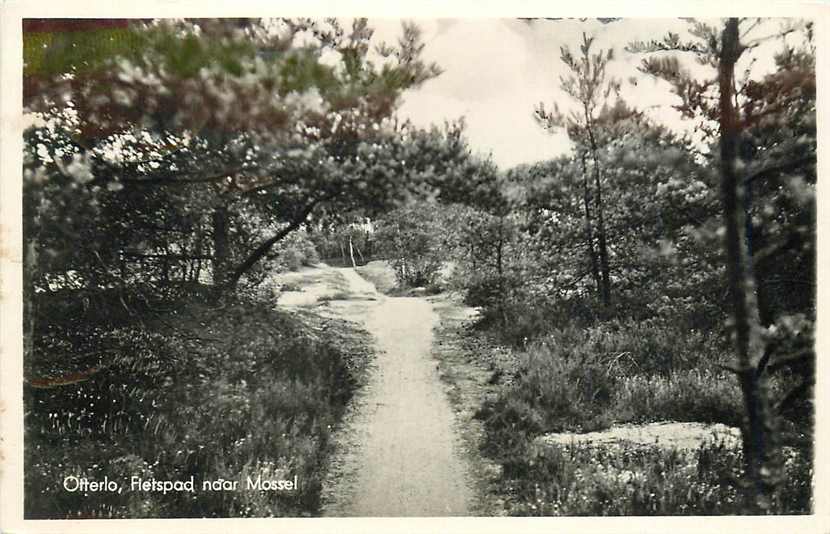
(1, 2), (828, 531)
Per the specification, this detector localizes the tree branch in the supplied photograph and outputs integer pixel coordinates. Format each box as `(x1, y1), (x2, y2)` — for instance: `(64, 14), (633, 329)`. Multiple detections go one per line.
(122, 252), (214, 260)
(743, 155), (815, 185)
(120, 168), (243, 187)
(224, 198), (326, 289)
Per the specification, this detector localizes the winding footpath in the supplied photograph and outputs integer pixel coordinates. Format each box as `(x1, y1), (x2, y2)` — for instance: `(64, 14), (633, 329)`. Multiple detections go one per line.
(319, 268), (474, 516)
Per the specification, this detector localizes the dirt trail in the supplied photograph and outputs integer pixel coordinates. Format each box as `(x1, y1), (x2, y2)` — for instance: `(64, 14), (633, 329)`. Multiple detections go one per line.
(320, 268), (474, 516)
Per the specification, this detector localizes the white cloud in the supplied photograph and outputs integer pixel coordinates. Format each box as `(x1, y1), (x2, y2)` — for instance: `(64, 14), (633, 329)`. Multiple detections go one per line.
(367, 17), (801, 169)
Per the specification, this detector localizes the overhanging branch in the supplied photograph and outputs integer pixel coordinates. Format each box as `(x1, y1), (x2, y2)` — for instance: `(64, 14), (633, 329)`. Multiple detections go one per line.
(120, 168), (244, 187)
(743, 155), (815, 186)
(223, 197), (329, 288)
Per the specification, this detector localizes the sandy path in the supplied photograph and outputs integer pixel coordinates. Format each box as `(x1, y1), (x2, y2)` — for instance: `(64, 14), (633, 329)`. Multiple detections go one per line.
(322, 269), (473, 516)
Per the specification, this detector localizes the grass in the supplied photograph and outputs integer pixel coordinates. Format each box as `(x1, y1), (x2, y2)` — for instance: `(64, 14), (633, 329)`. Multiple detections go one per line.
(25, 291), (373, 518)
(502, 440), (812, 515)
(612, 370), (745, 427)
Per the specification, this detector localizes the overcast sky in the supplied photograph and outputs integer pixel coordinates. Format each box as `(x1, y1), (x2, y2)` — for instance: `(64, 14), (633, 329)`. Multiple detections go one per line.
(364, 18), (797, 170)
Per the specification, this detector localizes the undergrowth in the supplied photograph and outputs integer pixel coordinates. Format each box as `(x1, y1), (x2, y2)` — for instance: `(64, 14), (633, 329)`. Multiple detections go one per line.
(504, 440), (812, 515)
(470, 314), (813, 514)
(25, 291), (372, 518)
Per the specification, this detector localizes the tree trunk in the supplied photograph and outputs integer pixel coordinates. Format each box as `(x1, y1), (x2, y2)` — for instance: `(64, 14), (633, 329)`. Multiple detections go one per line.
(224, 200), (320, 289)
(23, 239), (37, 384)
(594, 184), (612, 307)
(583, 107), (612, 307)
(579, 151), (602, 298)
(496, 218), (506, 327)
(348, 234), (357, 268)
(718, 17), (777, 512)
(194, 223), (204, 283)
(212, 205), (229, 288)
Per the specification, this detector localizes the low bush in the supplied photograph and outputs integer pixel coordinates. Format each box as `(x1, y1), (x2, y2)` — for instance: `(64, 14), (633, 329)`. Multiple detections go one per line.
(373, 202), (448, 288)
(612, 370), (743, 427)
(478, 339), (618, 458)
(472, 298), (557, 347)
(282, 247), (304, 271)
(355, 261), (398, 294)
(275, 230), (320, 272)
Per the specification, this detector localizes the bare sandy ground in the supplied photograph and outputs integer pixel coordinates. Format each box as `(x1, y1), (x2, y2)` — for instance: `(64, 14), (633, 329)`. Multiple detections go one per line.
(536, 421), (742, 450)
(284, 266), (474, 516)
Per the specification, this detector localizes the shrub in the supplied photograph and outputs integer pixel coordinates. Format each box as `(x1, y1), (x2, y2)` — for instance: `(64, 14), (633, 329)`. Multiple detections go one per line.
(471, 312), (819, 514)
(572, 318), (730, 376)
(282, 247), (304, 272)
(612, 370), (744, 427)
(473, 297), (554, 346)
(355, 261), (398, 294)
(374, 202), (448, 288)
(478, 341), (619, 458)
(273, 230), (320, 272)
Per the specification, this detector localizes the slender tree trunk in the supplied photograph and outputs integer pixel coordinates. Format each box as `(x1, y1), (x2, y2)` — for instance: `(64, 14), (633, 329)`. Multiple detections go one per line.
(718, 17), (777, 512)
(224, 200), (321, 289)
(212, 205), (229, 288)
(594, 180), (612, 307)
(23, 190), (42, 414)
(194, 224), (204, 283)
(496, 218), (506, 327)
(23, 240), (37, 384)
(583, 108), (612, 307)
(349, 234), (357, 268)
(579, 151), (602, 298)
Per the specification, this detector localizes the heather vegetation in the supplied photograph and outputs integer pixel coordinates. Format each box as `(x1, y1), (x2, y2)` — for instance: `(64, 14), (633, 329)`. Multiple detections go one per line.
(26, 293), (373, 518)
